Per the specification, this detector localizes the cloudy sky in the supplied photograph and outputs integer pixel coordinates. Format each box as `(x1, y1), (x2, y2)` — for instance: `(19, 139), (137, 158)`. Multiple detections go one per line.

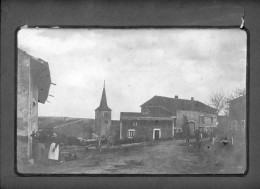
(18, 28), (247, 120)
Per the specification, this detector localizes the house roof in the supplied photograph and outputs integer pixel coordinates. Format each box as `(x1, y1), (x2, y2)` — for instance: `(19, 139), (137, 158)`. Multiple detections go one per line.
(18, 48), (51, 104)
(146, 106), (173, 117)
(95, 84), (111, 111)
(121, 106), (174, 120)
(31, 58), (51, 103)
(121, 112), (143, 117)
(228, 95), (246, 103)
(140, 95), (217, 115)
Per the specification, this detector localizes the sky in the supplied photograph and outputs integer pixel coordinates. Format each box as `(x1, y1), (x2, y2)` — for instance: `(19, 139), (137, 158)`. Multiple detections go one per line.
(18, 28), (247, 120)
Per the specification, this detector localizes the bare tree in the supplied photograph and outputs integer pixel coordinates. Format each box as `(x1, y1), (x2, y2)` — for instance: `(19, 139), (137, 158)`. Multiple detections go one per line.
(227, 87), (246, 101)
(209, 87), (246, 116)
(209, 90), (227, 115)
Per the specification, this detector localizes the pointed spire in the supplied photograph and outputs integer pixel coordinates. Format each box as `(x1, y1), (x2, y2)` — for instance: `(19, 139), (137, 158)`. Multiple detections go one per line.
(100, 86), (108, 107)
(95, 81), (111, 111)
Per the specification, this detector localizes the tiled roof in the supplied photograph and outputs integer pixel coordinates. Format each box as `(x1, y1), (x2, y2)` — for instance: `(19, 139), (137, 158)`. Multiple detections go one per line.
(121, 106), (174, 118)
(140, 95), (217, 115)
(146, 106), (173, 117)
(228, 95), (246, 103)
(121, 112), (143, 117)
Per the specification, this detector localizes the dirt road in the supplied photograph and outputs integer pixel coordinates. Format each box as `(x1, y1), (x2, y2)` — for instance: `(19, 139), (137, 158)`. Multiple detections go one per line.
(18, 139), (246, 174)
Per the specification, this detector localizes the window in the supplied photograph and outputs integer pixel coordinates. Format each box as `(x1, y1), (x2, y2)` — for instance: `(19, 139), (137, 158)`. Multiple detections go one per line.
(211, 117), (214, 124)
(133, 122), (137, 126)
(103, 112), (109, 118)
(231, 120), (237, 130)
(240, 120), (245, 127)
(128, 129), (135, 138)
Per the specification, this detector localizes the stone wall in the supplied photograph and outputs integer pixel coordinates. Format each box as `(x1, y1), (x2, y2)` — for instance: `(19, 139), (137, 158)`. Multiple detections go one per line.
(176, 110), (217, 131)
(95, 111), (112, 137)
(17, 50), (39, 162)
(120, 119), (173, 141)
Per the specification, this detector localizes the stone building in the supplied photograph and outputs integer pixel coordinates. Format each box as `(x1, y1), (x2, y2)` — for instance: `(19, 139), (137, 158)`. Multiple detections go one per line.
(17, 49), (51, 162)
(120, 95), (217, 141)
(120, 107), (175, 141)
(217, 115), (229, 134)
(228, 95), (246, 131)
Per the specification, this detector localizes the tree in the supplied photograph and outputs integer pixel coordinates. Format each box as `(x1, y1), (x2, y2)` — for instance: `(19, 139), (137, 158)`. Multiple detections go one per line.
(209, 90), (227, 115)
(226, 87), (246, 101)
(209, 87), (246, 116)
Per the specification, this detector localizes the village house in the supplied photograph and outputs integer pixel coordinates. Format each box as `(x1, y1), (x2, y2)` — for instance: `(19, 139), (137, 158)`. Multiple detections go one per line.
(227, 95), (246, 163)
(120, 107), (175, 141)
(228, 95), (246, 132)
(17, 48), (52, 162)
(217, 115), (229, 134)
(120, 95), (217, 141)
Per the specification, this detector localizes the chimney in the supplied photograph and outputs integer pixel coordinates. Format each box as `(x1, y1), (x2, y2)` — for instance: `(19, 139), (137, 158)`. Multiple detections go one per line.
(175, 95), (178, 99)
(191, 97), (194, 101)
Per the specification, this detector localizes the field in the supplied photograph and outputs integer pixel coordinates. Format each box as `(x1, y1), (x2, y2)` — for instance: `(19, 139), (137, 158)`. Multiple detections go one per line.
(17, 139), (246, 174)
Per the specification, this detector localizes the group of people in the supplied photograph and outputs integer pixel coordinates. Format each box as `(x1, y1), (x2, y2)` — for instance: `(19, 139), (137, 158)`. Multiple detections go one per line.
(183, 123), (204, 148)
(30, 130), (62, 164)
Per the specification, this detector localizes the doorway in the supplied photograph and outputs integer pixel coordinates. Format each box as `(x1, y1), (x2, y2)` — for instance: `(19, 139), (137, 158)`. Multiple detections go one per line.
(189, 121), (196, 136)
(153, 129), (161, 140)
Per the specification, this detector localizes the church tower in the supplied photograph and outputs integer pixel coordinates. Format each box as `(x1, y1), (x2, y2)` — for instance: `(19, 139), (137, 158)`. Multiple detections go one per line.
(95, 81), (112, 137)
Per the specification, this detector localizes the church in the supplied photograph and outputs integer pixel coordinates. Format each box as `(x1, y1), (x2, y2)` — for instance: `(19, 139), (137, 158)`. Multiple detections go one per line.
(94, 82), (119, 138)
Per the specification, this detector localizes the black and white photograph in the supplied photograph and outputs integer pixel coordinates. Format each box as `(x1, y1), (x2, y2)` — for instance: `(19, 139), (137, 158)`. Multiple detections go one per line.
(17, 28), (247, 174)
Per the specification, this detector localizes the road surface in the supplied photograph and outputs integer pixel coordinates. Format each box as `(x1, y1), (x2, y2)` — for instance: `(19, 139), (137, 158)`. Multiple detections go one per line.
(17, 139), (246, 174)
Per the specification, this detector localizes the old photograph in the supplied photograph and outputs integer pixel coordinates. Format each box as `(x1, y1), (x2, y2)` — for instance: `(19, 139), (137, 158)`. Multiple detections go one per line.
(17, 28), (247, 174)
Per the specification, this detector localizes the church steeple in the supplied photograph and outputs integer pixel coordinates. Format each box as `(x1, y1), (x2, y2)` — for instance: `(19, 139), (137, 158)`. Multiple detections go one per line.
(95, 81), (111, 111)
(95, 81), (112, 137)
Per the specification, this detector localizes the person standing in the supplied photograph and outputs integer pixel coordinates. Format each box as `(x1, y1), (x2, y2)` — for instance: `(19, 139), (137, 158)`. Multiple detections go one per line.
(48, 132), (61, 163)
(31, 130), (47, 164)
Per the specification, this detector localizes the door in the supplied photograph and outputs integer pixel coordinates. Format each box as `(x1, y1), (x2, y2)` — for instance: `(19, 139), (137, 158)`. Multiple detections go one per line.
(155, 130), (160, 140)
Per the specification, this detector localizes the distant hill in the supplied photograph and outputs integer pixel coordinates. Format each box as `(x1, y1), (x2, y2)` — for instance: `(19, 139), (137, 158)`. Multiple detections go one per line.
(38, 116), (120, 139)
(38, 116), (93, 129)
(38, 116), (94, 139)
